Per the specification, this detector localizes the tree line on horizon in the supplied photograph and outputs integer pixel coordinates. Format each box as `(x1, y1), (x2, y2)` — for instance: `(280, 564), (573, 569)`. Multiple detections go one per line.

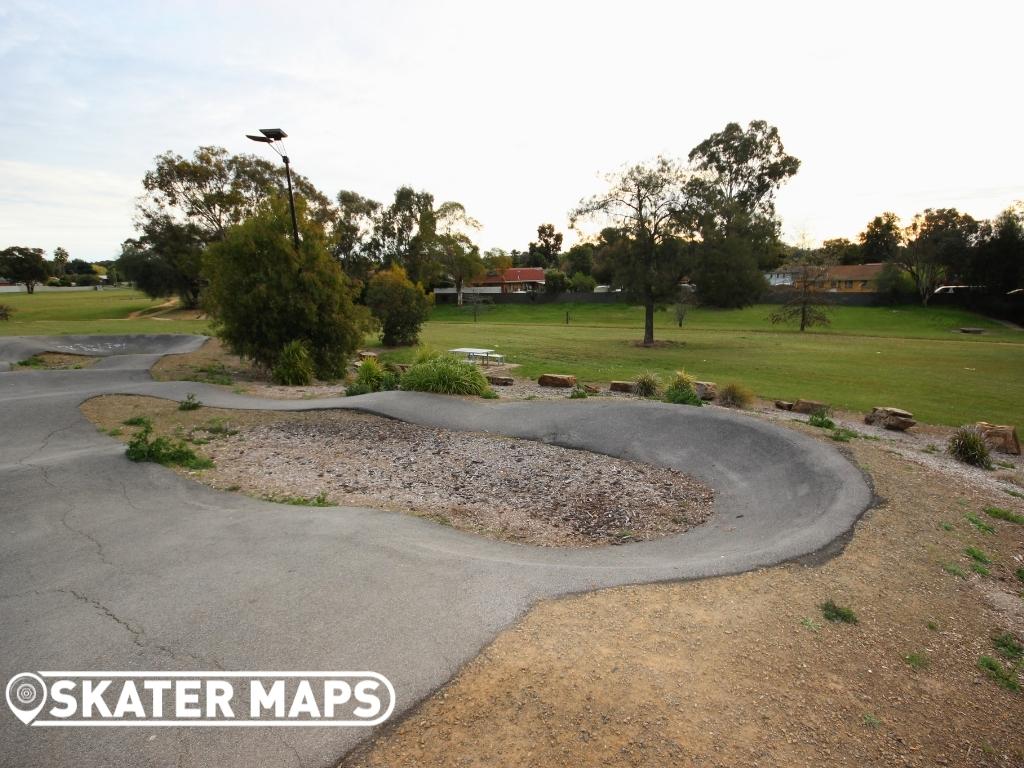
(2, 120), (1021, 346)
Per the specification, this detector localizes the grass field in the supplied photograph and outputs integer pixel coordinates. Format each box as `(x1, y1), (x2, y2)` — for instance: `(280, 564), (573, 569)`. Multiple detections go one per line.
(384, 303), (1024, 427)
(0, 289), (210, 335)
(2, 289), (1021, 425)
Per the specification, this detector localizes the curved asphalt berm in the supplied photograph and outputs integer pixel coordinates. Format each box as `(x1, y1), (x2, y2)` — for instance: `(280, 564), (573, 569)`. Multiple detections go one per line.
(0, 335), (872, 768)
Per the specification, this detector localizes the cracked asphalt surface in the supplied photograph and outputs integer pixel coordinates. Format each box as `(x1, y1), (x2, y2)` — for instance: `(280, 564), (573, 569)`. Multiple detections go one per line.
(0, 335), (872, 767)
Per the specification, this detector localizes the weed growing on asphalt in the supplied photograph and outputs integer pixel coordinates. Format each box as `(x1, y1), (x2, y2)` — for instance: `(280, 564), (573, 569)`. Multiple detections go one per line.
(16, 355), (44, 368)
(820, 600), (858, 624)
(985, 506), (1024, 524)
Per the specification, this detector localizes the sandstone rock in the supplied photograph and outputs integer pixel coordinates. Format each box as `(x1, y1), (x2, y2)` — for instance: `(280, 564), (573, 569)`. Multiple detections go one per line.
(538, 373), (576, 388)
(583, 384), (601, 394)
(865, 406), (916, 431)
(775, 400), (794, 411)
(357, 351), (378, 360)
(610, 380), (634, 393)
(694, 381), (717, 401)
(976, 422), (1021, 455)
(486, 374), (513, 386)
(792, 399), (827, 415)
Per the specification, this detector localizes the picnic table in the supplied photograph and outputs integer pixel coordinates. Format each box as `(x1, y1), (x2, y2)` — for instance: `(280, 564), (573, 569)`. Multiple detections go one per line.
(448, 347), (505, 365)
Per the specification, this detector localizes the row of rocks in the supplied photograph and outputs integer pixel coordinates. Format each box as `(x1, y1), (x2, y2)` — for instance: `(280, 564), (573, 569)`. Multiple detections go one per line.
(541, 375), (718, 401)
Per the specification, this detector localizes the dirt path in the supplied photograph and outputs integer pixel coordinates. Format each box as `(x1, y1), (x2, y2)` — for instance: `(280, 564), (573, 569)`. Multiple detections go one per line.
(343, 435), (1024, 767)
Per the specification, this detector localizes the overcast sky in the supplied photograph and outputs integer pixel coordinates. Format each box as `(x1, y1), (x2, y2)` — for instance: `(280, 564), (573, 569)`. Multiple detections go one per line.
(2, 0), (1022, 261)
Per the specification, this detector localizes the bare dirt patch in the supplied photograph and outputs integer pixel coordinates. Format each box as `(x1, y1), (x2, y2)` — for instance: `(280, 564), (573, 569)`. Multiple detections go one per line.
(149, 337), (349, 399)
(14, 352), (99, 370)
(80, 395), (713, 547)
(342, 435), (1024, 768)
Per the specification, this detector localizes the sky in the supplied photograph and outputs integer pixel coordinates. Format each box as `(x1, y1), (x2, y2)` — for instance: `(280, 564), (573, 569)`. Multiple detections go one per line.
(2, 0), (1023, 262)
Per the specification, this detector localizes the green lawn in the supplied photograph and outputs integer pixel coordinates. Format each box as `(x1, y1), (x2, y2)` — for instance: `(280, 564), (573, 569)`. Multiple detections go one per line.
(2, 290), (1021, 426)
(0, 289), (210, 336)
(380, 303), (1024, 427)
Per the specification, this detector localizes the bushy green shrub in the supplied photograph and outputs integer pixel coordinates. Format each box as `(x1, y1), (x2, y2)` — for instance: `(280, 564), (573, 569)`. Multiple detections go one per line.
(400, 354), (489, 396)
(809, 411), (835, 429)
(569, 385), (588, 399)
(178, 393), (202, 411)
(203, 197), (368, 379)
(125, 424), (213, 470)
(345, 357), (400, 396)
(718, 382), (754, 409)
(947, 425), (993, 469)
(632, 371), (661, 398)
(663, 371), (702, 407)
(365, 266), (431, 346)
(0, 304), (12, 321)
(272, 340), (315, 386)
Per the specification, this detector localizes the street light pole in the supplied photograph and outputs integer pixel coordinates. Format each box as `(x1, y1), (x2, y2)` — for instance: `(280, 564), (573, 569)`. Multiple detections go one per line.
(246, 128), (300, 250)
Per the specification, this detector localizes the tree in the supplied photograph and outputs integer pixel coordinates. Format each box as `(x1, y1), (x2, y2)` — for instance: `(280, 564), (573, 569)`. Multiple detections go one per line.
(899, 208), (979, 304)
(970, 204), (1024, 295)
(684, 120), (799, 304)
(769, 254), (834, 331)
(52, 247), (69, 277)
(118, 218), (205, 307)
(544, 269), (569, 294)
(140, 146), (331, 241)
(365, 266), (432, 346)
(202, 198), (368, 378)
(0, 246), (48, 293)
(820, 237), (863, 265)
(482, 248), (512, 272)
(527, 224), (563, 268)
(690, 237), (766, 308)
(571, 157), (690, 345)
(437, 233), (484, 305)
(859, 213), (903, 263)
(569, 271), (597, 293)
(562, 243), (594, 276)
(332, 190), (381, 284)
(66, 258), (94, 276)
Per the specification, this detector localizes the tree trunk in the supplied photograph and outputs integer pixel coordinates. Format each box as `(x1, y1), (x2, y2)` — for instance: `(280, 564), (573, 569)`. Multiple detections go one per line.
(25, 282), (35, 294)
(643, 301), (655, 345)
(799, 302), (807, 331)
(456, 278), (464, 306)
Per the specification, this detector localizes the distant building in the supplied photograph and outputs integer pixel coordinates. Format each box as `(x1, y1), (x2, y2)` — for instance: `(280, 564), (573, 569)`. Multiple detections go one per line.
(434, 267), (546, 298)
(766, 263), (885, 293)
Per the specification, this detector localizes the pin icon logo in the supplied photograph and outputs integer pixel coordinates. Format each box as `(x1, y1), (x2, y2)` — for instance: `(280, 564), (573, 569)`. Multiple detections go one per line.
(6, 673), (47, 725)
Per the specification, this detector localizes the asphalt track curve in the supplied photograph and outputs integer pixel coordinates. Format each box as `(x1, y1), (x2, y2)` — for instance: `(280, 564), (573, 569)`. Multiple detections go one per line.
(0, 335), (871, 768)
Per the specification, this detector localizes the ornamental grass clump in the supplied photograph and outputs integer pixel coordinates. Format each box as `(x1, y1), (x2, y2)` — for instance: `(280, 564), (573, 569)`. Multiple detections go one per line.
(663, 370), (702, 407)
(947, 425), (993, 469)
(400, 354), (489, 396)
(718, 382), (754, 409)
(632, 371), (661, 398)
(272, 340), (315, 386)
(346, 357), (400, 396)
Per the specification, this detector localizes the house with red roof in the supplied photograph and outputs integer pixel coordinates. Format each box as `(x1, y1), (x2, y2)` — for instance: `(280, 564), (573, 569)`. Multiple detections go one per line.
(435, 267), (546, 299)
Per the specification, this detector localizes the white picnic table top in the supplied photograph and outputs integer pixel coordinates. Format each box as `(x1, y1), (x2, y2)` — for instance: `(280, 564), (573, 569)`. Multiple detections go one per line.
(449, 347), (496, 355)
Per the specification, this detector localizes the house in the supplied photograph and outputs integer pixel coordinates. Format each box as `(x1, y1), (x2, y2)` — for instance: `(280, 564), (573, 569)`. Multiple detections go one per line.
(434, 267), (546, 299)
(766, 263), (884, 293)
